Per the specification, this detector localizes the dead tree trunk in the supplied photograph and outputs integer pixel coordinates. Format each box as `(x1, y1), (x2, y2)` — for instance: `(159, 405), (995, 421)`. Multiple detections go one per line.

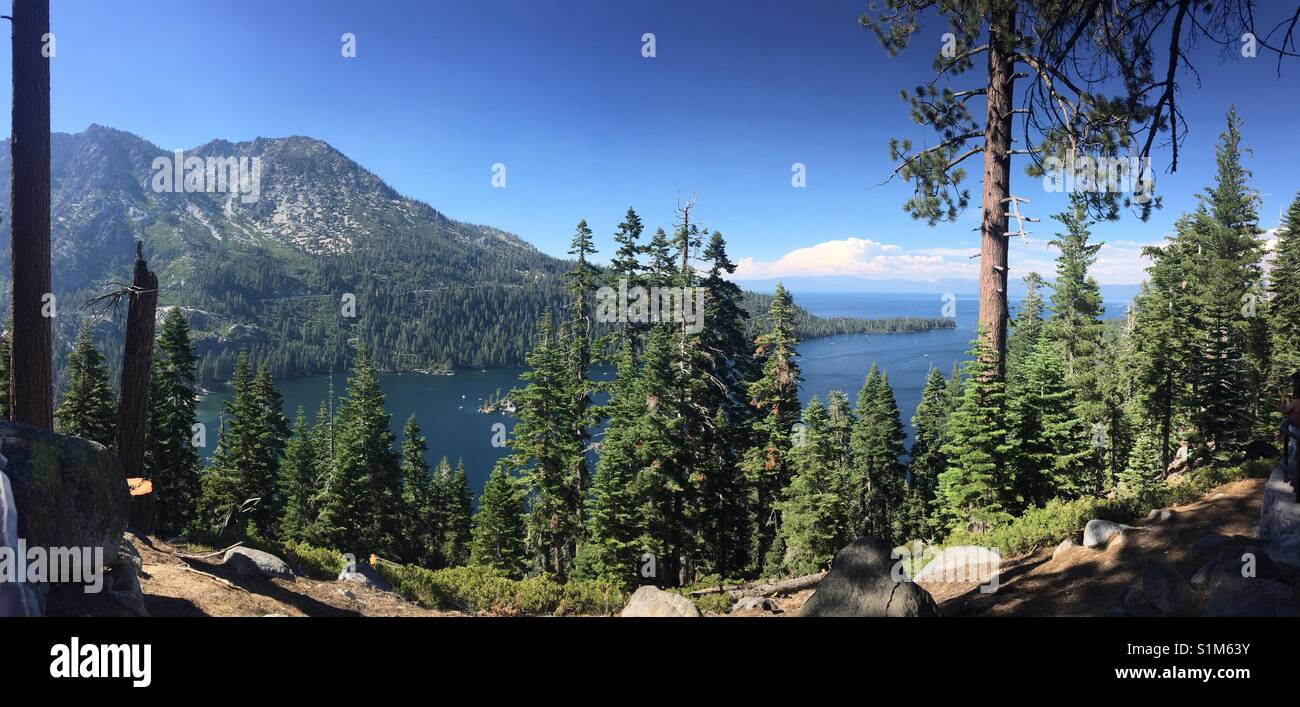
(9, 0), (53, 429)
(977, 2), (1016, 378)
(117, 242), (158, 531)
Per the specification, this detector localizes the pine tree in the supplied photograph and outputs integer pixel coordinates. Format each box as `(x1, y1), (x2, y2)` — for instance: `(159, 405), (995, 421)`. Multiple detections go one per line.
(399, 416), (440, 566)
(278, 408), (317, 541)
(904, 368), (950, 541)
(741, 283), (801, 573)
(471, 464), (528, 578)
(1270, 193), (1300, 394)
(1008, 339), (1093, 506)
(248, 364), (290, 537)
(509, 313), (585, 579)
(607, 207), (648, 352)
(54, 326), (115, 447)
(1007, 272), (1046, 393)
(848, 365), (907, 544)
(0, 328), (10, 420)
(145, 308), (201, 537)
(313, 345), (401, 555)
(442, 459), (473, 566)
(584, 345), (648, 586)
(937, 331), (1015, 534)
(772, 397), (848, 575)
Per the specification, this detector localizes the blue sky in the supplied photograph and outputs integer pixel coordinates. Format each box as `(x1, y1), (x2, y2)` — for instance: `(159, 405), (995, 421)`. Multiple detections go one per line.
(15, 0), (1300, 285)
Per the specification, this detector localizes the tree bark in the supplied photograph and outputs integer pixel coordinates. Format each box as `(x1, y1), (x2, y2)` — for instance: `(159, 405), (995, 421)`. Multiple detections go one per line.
(117, 242), (158, 531)
(978, 2), (1016, 378)
(9, 0), (53, 429)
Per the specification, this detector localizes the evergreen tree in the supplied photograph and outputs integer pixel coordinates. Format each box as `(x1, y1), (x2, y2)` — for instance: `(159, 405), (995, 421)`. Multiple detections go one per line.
(1270, 193), (1300, 395)
(741, 283), (801, 573)
(54, 325), (115, 447)
(584, 345), (648, 586)
(399, 416), (441, 566)
(1007, 272), (1046, 393)
(904, 367), (950, 541)
(248, 364), (290, 537)
(848, 365), (907, 544)
(442, 459), (473, 566)
(937, 331), (1014, 534)
(278, 408), (317, 541)
(313, 345), (401, 555)
(145, 308), (201, 537)
(772, 397), (848, 575)
(471, 464), (529, 578)
(1008, 339), (1093, 506)
(0, 328), (10, 420)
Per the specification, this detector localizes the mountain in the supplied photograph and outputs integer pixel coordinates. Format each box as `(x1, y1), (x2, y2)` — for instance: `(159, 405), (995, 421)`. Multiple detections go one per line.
(0, 125), (573, 388)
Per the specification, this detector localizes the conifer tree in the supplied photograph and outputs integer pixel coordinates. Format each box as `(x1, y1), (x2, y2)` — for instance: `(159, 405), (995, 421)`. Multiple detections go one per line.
(1008, 339), (1093, 505)
(471, 464), (528, 578)
(584, 345), (648, 586)
(55, 325), (115, 447)
(937, 331), (1014, 534)
(606, 207), (648, 352)
(1270, 193), (1300, 393)
(772, 397), (848, 575)
(145, 308), (201, 537)
(741, 283), (801, 572)
(1006, 272), (1046, 392)
(0, 329), (11, 419)
(904, 367), (950, 541)
(848, 365), (907, 543)
(442, 459), (473, 566)
(399, 416), (440, 566)
(313, 346), (401, 555)
(278, 408), (318, 541)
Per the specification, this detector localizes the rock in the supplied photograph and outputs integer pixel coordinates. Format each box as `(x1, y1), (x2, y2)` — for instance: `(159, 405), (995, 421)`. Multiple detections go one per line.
(799, 537), (939, 617)
(1191, 543), (1277, 588)
(1051, 538), (1077, 561)
(1142, 559), (1195, 615)
(338, 563), (390, 591)
(222, 547), (294, 580)
(263, 613), (289, 617)
(620, 585), (701, 617)
(1266, 533), (1300, 569)
(1258, 465), (1300, 541)
(1083, 519), (1141, 549)
(1122, 587), (1160, 617)
(1143, 508), (1176, 524)
(1192, 534), (1234, 560)
(337, 588), (358, 601)
(730, 596), (777, 613)
(1205, 578), (1298, 617)
(913, 545), (1000, 586)
(0, 469), (40, 617)
(0, 422), (130, 569)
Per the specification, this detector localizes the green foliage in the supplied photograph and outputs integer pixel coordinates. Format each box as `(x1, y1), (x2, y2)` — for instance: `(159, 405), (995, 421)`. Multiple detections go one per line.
(904, 367), (950, 541)
(937, 332), (1014, 534)
(772, 397), (849, 576)
(1270, 193), (1300, 390)
(145, 308), (202, 537)
(54, 325), (116, 447)
(441, 459), (473, 566)
(376, 562), (625, 616)
(280, 539), (348, 580)
(277, 408), (318, 541)
(847, 365), (907, 544)
(471, 464), (529, 577)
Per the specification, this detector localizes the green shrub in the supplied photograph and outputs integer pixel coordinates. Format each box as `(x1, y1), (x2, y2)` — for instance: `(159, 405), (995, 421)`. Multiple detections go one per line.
(281, 539), (349, 580)
(375, 562), (626, 615)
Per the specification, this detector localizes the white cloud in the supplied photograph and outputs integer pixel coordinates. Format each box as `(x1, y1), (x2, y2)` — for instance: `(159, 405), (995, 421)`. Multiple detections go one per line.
(734, 235), (1166, 285)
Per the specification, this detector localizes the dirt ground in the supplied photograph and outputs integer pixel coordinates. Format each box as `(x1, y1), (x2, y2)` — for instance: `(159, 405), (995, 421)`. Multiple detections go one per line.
(919, 477), (1300, 616)
(130, 536), (458, 617)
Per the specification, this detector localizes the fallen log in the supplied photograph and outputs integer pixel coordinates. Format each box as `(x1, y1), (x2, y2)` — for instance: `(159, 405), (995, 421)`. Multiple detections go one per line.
(688, 572), (825, 599)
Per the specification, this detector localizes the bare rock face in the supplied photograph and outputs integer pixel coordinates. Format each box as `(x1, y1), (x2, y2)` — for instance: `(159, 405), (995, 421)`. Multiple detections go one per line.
(222, 547), (294, 580)
(620, 585), (701, 617)
(1083, 520), (1141, 549)
(799, 537), (939, 617)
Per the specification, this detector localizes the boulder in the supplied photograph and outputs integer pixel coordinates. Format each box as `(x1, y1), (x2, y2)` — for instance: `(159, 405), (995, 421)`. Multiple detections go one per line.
(0, 422), (130, 568)
(1051, 538), (1077, 561)
(337, 588), (358, 601)
(1122, 587), (1160, 617)
(338, 563), (390, 591)
(1245, 439), (1280, 461)
(1191, 534), (1234, 560)
(1141, 559), (1195, 615)
(1143, 508), (1176, 524)
(1258, 465), (1300, 541)
(0, 469), (40, 616)
(1083, 519), (1141, 549)
(913, 545), (1000, 587)
(620, 585), (701, 617)
(222, 547), (294, 580)
(1191, 543), (1277, 588)
(799, 537), (939, 617)
(1205, 578), (1299, 617)
(730, 596), (777, 613)
(1265, 533), (1300, 569)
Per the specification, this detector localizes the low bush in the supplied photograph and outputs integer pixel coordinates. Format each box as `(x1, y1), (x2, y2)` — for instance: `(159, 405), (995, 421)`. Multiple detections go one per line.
(281, 539), (349, 580)
(375, 562), (626, 615)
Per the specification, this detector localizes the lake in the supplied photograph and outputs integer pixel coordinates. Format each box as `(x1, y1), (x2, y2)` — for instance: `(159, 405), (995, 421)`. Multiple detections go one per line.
(195, 292), (1129, 495)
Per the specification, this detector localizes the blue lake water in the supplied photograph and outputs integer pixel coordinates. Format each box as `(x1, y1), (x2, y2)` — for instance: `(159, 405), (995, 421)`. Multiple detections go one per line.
(196, 292), (1129, 495)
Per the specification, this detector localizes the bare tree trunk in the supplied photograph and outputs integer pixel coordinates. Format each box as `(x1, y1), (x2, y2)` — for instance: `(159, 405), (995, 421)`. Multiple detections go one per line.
(978, 2), (1016, 378)
(9, 0), (52, 429)
(117, 242), (158, 531)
